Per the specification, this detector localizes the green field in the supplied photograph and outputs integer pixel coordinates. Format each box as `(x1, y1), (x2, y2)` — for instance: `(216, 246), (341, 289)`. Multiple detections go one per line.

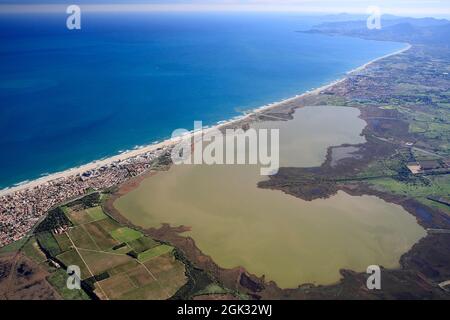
(21, 237), (47, 264)
(110, 227), (143, 243)
(194, 283), (229, 296)
(86, 206), (108, 221)
(368, 175), (450, 215)
(68, 226), (99, 251)
(94, 218), (121, 233)
(78, 249), (132, 275)
(137, 245), (174, 262)
(36, 231), (62, 257)
(83, 222), (119, 251)
(66, 209), (97, 225)
(47, 269), (90, 300)
(128, 236), (159, 253)
(369, 175), (450, 198)
(53, 232), (73, 252)
(96, 273), (139, 299)
(106, 260), (140, 276)
(56, 249), (90, 280)
(0, 237), (28, 256)
(4, 193), (188, 300)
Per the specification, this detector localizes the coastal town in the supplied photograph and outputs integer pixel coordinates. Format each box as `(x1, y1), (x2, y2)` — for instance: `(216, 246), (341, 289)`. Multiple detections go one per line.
(0, 147), (168, 247)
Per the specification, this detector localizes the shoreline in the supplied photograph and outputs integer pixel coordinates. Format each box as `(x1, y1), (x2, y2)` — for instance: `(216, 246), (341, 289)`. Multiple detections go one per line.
(0, 43), (411, 197)
(104, 42), (450, 297)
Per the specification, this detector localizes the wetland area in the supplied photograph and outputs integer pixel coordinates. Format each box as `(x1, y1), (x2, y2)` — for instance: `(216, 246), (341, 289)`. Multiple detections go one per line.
(114, 106), (426, 288)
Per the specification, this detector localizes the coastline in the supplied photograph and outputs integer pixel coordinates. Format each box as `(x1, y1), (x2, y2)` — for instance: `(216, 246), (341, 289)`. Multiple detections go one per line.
(0, 43), (411, 198)
(103, 41), (450, 297)
(346, 43), (412, 74)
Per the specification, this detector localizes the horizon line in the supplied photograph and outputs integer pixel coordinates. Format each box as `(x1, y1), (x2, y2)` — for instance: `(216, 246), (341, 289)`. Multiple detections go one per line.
(1, 4), (449, 17)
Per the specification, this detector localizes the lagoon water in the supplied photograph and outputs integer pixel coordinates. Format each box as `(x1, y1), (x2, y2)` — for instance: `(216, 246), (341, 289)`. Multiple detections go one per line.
(0, 12), (406, 188)
(115, 106), (426, 288)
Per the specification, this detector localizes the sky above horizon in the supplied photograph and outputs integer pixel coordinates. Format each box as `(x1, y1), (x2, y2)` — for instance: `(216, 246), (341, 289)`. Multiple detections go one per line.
(0, 0), (449, 18)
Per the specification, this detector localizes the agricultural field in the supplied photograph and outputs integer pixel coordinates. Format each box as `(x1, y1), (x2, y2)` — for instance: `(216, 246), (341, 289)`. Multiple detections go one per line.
(356, 151), (408, 179)
(1, 200), (188, 300)
(368, 174), (450, 215)
(110, 227), (143, 243)
(353, 101), (450, 216)
(136, 245), (174, 262)
(390, 103), (450, 155)
(369, 174), (450, 197)
(46, 269), (90, 300)
(54, 205), (187, 299)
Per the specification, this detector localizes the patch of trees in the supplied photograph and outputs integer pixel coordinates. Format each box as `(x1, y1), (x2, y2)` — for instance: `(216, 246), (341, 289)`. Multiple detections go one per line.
(170, 249), (216, 300)
(67, 192), (101, 209)
(34, 207), (72, 234)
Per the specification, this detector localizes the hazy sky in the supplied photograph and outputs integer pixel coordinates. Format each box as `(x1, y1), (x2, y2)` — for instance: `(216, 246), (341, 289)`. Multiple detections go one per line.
(1, 0), (449, 17)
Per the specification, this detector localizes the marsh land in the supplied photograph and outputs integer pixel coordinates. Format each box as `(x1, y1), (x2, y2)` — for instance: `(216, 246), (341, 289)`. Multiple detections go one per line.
(114, 107), (426, 288)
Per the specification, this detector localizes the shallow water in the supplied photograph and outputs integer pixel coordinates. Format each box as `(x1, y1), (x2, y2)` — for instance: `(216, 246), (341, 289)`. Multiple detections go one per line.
(115, 106), (426, 288)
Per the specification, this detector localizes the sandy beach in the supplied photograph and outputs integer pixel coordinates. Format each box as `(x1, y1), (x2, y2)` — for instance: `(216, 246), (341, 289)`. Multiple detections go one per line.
(0, 43), (411, 197)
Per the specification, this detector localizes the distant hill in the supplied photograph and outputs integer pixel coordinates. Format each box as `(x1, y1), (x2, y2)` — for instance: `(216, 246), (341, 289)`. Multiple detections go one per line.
(303, 16), (450, 45)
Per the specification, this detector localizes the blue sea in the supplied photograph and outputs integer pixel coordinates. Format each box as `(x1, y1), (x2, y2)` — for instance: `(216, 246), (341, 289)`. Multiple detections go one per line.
(0, 12), (405, 189)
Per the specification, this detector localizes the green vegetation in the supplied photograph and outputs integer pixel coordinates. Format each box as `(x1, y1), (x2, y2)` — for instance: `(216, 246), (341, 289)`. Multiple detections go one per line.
(83, 222), (119, 251)
(194, 283), (229, 296)
(369, 175), (450, 197)
(34, 207), (72, 233)
(0, 237), (28, 256)
(4, 192), (190, 300)
(96, 273), (141, 299)
(108, 243), (130, 254)
(127, 236), (159, 253)
(171, 249), (226, 300)
(412, 148), (441, 161)
(53, 232), (72, 252)
(94, 218), (121, 232)
(66, 209), (98, 225)
(106, 260), (140, 276)
(136, 245), (173, 262)
(47, 269), (90, 300)
(68, 226), (99, 250)
(420, 197), (450, 215)
(2, 188), (214, 300)
(368, 175), (450, 215)
(66, 192), (101, 208)
(56, 250), (90, 280)
(36, 231), (62, 257)
(191, 282), (248, 299)
(110, 227), (143, 243)
(357, 152), (407, 179)
(86, 206), (108, 221)
(21, 237), (47, 264)
(77, 249), (132, 275)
